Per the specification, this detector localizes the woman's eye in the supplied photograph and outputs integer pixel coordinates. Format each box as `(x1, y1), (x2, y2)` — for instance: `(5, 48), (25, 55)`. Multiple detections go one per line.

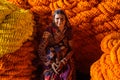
(61, 18), (64, 20)
(55, 18), (65, 21)
(55, 18), (59, 20)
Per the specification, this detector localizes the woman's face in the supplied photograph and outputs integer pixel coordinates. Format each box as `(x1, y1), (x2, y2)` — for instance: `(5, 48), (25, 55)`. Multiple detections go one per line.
(54, 14), (66, 28)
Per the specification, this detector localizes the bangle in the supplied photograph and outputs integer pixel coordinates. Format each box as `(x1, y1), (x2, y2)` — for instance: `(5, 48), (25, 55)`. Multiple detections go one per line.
(63, 58), (67, 62)
(61, 59), (66, 65)
(61, 58), (67, 65)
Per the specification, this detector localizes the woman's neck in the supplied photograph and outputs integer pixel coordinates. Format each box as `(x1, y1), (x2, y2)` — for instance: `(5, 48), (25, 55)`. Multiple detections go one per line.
(58, 26), (65, 32)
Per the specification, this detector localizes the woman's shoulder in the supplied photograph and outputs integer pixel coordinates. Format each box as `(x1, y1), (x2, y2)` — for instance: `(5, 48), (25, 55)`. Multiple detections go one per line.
(45, 25), (56, 33)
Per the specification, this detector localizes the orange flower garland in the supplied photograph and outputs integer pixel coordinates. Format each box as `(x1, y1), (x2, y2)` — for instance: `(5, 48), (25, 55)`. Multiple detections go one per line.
(90, 32), (120, 80)
(4, 0), (120, 78)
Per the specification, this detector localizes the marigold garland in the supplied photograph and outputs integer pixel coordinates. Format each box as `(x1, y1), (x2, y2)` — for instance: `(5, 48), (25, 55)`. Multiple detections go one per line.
(0, 0), (34, 57)
(3, 0), (120, 79)
(90, 32), (120, 80)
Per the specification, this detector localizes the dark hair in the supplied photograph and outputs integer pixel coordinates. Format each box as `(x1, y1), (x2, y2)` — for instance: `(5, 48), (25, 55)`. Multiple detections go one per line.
(51, 9), (72, 29)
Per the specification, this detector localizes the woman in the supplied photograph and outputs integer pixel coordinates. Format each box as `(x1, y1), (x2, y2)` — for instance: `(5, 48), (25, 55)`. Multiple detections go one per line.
(38, 9), (75, 80)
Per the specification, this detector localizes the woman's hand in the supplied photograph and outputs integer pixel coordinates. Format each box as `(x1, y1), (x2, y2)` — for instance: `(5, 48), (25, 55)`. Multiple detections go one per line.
(56, 61), (64, 72)
(52, 61), (65, 74)
(52, 62), (59, 74)
(56, 59), (67, 72)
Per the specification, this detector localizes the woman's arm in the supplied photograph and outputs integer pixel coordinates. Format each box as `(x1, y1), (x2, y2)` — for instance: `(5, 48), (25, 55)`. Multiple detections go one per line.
(38, 31), (51, 65)
(64, 27), (73, 61)
(38, 31), (51, 54)
(64, 40), (73, 61)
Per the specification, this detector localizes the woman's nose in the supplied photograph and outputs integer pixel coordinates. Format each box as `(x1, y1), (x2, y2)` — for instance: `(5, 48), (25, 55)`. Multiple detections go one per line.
(58, 19), (63, 22)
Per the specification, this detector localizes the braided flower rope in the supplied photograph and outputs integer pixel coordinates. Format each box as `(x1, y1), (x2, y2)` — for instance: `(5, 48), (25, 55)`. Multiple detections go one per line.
(0, 0), (34, 57)
(0, 41), (36, 80)
(90, 32), (120, 80)
(5, 0), (120, 75)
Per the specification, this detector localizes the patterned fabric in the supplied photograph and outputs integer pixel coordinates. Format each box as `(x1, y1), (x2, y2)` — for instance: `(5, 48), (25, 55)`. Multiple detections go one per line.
(38, 26), (75, 80)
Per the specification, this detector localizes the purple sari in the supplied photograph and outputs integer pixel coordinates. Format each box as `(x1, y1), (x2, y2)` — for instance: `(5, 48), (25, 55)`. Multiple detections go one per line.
(44, 43), (71, 80)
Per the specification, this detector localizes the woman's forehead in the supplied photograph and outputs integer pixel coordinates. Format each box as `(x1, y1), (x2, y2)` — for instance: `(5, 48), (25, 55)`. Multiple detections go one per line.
(55, 14), (65, 19)
(54, 14), (65, 18)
